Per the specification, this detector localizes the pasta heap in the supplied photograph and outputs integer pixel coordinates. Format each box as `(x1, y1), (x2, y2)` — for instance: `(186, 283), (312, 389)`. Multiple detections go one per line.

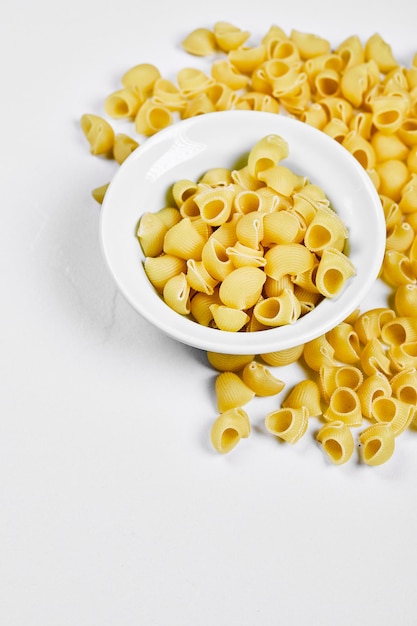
(137, 134), (354, 331)
(80, 22), (417, 466)
(208, 306), (417, 465)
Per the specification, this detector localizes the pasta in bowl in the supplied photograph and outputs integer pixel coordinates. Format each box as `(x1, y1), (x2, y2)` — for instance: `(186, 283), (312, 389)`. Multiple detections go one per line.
(100, 110), (385, 354)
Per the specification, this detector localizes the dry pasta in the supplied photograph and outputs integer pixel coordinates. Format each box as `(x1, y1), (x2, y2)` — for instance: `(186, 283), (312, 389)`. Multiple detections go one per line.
(210, 408), (251, 454)
(136, 135), (354, 332)
(82, 22), (417, 464)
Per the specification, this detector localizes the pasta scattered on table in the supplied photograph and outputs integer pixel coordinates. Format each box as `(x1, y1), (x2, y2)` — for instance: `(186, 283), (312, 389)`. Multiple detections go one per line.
(80, 22), (417, 466)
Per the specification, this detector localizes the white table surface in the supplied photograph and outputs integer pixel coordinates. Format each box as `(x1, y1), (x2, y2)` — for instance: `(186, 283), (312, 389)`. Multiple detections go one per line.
(2, 1), (417, 624)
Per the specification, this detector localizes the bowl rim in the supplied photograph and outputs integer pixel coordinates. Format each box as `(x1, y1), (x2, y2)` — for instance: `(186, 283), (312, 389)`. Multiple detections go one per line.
(100, 110), (386, 355)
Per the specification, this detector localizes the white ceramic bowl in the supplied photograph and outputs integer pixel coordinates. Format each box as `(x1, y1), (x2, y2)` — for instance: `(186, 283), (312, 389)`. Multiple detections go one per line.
(100, 111), (386, 355)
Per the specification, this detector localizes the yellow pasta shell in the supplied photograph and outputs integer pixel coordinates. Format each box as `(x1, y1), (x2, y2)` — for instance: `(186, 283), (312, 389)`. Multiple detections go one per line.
(235, 211), (265, 248)
(113, 133), (139, 164)
(260, 344), (304, 366)
(395, 284), (417, 317)
(315, 247), (355, 298)
(104, 88), (143, 120)
(210, 408), (251, 454)
(253, 290), (301, 326)
(163, 272), (191, 315)
(354, 307), (396, 343)
(215, 372), (255, 413)
(213, 21), (250, 52)
(282, 379), (322, 416)
(265, 406), (309, 444)
(323, 387), (363, 427)
(181, 28), (217, 57)
(80, 114), (114, 156)
(365, 33), (398, 73)
(136, 211), (168, 257)
(390, 368), (417, 404)
(209, 304), (249, 332)
(247, 134), (289, 178)
(264, 243), (316, 281)
(135, 99), (172, 136)
(186, 259), (218, 295)
(121, 63), (161, 94)
(381, 316), (417, 346)
(359, 423), (395, 466)
(361, 338), (392, 377)
(163, 218), (206, 260)
(189, 289), (221, 327)
(357, 372), (392, 419)
(303, 335), (337, 371)
(372, 396), (414, 436)
(219, 267), (266, 310)
(207, 352), (254, 373)
(143, 255), (187, 293)
(242, 361), (285, 396)
(316, 421), (355, 465)
(326, 323), (361, 363)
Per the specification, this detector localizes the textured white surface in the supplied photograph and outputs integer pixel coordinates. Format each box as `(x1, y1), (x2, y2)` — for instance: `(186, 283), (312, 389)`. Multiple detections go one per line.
(2, 2), (417, 625)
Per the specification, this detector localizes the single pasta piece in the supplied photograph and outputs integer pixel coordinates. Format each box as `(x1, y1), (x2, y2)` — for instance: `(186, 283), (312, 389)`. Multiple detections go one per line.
(213, 21), (250, 52)
(181, 28), (217, 56)
(186, 259), (219, 295)
(304, 207), (348, 254)
(382, 250), (415, 286)
(390, 368), (417, 404)
(211, 60), (249, 90)
(336, 35), (365, 71)
(163, 273), (191, 315)
(241, 361), (285, 396)
(121, 63), (161, 95)
(303, 334), (337, 371)
(209, 304), (249, 331)
(372, 396), (415, 436)
(113, 134), (139, 164)
(247, 134), (289, 178)
(143, 255), (187, 293)
(359, 423), (395, 466)
(210, 408), (251, 454)
(290, 29), (330, 60)
(135, 99), (172, 136)
(323, 387), (363, 427)
(207, 352), (254, 372)
(326, 323), (361, 363)
(264, 243), (316, 282)
(361, 337), (392, 377)
(104, 88), (143, 120)
(259, 344), (304, 366)
(228, 45), (267, 75)
(215, 371), (255, 412)
(380, 316), (417, 346)
(395, 284), (417, 317)
(315, 247), (356, 298)
(253, 290), (302, 326)
(265, 406), (309, 444)
(137, 211), (168, 257)
(357, 372), (392, 419)
(354, 307), (396, 343)
(365, 32), (398, 73)
(80, 114), (114, 156)
(177, 67), (215, 98)
(218, 266), (266, 310)
(316, 421), (355, 465)
(282, 379), (322, 416)
(91, 182), (109, 204)
(163, 218), (206, 260)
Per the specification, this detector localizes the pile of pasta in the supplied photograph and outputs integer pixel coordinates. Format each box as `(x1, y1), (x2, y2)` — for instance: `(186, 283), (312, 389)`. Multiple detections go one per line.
(209, 301), (417, 465)
(137, 134), (355, 330)
(80, 22), (417, 465)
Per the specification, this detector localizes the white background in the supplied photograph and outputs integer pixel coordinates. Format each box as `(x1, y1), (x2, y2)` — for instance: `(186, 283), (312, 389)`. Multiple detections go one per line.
(2, 1), (417, 624)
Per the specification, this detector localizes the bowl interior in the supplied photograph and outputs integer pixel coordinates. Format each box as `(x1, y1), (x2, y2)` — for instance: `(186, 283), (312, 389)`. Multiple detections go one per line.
(100, 110), (386, 355)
